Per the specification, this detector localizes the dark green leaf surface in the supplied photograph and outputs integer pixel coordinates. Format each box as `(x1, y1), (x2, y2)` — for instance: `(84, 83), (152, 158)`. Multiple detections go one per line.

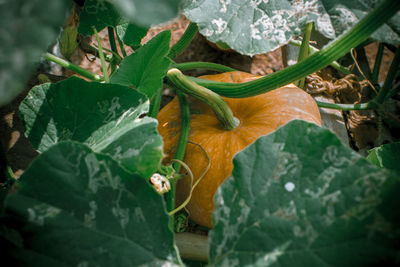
(2, 142), (181, 266)
(320, 0), (400, 45)
(0, 0), (70, 106)
(116, 22), (149, 49)
(112, 0), (180, 27)
(78, 0), (179, 36)
(110, 31), (171, 99)
(367, 142), (400, 174)
(210, 120), (400, 266)
(183, 0), (400, 56)
(19, 77), (163, 178)
(78, 0), (122, 36)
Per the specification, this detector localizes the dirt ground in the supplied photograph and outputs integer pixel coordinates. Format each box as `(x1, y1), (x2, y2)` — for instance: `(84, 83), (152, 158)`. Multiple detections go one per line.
(0, 15), (396, 179)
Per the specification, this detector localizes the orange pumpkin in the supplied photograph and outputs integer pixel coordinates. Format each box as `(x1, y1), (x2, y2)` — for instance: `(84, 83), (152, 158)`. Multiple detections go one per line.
(157, 71), (322, 228)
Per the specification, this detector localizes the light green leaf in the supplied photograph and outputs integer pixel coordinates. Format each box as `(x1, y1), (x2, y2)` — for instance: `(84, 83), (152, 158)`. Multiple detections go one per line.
(183, 0), (400, 56)
(367, 142), (400, 174)
(2, 142), (181, 266)
(210, 120), (400, 266)
(110, 31), (171, 99)
(116, 22), (149, 50)
(112, 0), (180, 27)
(0, 0), (70, 106)
(19, 77), (163, 178)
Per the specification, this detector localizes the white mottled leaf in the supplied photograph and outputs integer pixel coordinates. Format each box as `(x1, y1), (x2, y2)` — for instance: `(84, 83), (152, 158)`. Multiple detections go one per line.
(19, 77), (163, 178)
(3, 142), (181, 266)
(183, 0), (400, 56)
(210, 120), (400, 266)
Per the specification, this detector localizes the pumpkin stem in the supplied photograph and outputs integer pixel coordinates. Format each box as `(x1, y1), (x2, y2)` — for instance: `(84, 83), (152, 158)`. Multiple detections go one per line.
(166, 68), (240, 130)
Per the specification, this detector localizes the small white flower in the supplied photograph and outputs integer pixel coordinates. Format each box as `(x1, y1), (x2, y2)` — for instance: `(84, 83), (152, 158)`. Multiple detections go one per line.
(150, 173), (171, 194)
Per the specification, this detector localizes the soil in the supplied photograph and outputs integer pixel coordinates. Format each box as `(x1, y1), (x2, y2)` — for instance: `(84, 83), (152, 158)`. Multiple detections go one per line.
(0, 15), (397, 182)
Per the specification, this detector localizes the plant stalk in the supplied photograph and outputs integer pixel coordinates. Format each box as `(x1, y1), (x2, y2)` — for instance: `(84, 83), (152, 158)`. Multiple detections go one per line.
(372, 43), (385, 84)
(191, 0), (400, 98)
(295, 22), (313, 88)
(172, 92), (190, 174)
(164, 92), (190, 230)
(353, 46), (372, 80)
(116, 33), (127, 57)
(171, 62), (236, 72)
(167, 68), (239, 130)
(316, 100), (377, 111)
(93, 27), (110, 83)
(168, 22), (198, 59)
(289, 40), (352, 75)
(376, 46), (400, 103)
(107, 26), (119, 73)
(45, 53), (103, 81)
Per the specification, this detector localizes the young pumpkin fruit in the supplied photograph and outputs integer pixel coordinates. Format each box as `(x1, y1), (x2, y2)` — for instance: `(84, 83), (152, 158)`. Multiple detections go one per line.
(157, 71), (322, 228)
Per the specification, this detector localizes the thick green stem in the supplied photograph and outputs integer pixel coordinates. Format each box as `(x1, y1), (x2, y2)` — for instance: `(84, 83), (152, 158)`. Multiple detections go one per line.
(45, 53), (103, 81)
(107, 27), (119, 73)
(116, 33), (127, 57)
(93, 27), (110, 83)
(376, 46), (400, 103)
(165, 92), (190, 230)
(295, 22), (313, 88)
(289, 40), (352, 75)
(171, 62), (236, 72)
(172, 92), (190, 174)
(354, 46), (372, 80)
(372, 43), (385, 84)
(167, 68), (239, 130)
(168, 22), (198, 59)
(316, 100), (377, 111)
(192, 0), (400, 98)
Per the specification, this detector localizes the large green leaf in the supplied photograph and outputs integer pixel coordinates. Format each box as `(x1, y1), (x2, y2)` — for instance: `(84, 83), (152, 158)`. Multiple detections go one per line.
(2, 142), (181, 266)
(210, 120), (400, 266)
(78, 0), (179, 36)
(0, 0), (70, 106)
(367, 142), (400, 174)
(110, 31), (171, 99)
(183, 0), (400, 56)
(19, 77), (163, 178)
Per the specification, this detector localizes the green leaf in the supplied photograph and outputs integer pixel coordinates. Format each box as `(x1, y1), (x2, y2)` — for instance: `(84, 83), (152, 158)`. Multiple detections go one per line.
(78, 0), (179, 36)
(0, 0), (70, 106)
(183, 0), (400, 56)
(112, 0), (180, 27)
(367, 142), (400, 174)
(320, 0), (400, 45)
(78, 0), (122, 36)
(2, 142), (181, 266)
(110, 31), (171, 99)
(210, 120), (400, 266)
(19, 77), (163, 178)
(116, 22), (149, 50)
